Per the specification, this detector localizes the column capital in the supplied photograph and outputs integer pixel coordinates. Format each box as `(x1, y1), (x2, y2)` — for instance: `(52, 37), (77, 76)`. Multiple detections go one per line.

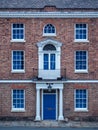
(36, 88), (40, 90)
(59, 88), (63, 90)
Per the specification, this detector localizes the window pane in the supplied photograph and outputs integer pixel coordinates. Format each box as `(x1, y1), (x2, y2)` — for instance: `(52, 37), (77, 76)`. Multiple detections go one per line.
(44, 54), (49, 70)
(50, 54), (55, 70)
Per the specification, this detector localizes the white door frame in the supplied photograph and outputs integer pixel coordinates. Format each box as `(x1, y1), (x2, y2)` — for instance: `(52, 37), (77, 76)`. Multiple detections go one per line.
(35, 83), (64, 121)
(42, 89), (58, 120)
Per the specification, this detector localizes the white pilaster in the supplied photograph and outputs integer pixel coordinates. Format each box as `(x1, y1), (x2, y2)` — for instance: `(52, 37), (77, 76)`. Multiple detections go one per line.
(35, 88), (41, 121)
(58, 88), (64, 120)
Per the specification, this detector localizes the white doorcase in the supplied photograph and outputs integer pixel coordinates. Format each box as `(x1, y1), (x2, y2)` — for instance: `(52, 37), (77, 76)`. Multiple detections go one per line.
(42, 89), (58, 120)
(35, 83), (64, 121)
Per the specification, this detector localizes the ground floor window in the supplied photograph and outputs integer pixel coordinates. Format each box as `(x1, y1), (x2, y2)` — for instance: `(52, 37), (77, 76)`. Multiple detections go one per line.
(12, 89), (25, 111)
(74, 89), (88, 111)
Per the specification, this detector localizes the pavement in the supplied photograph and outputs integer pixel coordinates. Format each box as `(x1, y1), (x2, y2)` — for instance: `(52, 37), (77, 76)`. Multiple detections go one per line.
(0, 121), (98, 128)
(0, 127), (98, 130)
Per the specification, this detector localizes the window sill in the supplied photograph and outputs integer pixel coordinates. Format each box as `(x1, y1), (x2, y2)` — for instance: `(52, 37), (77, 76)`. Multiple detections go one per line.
(74, 40), (89, 43)
(11, 70), (25, 73)
(11, 39), (26, 43)
(75, 70), (88, 73)
(75, 109), (88, 112)
(43, 34), (56, 37)
(11, 109), (25, 112)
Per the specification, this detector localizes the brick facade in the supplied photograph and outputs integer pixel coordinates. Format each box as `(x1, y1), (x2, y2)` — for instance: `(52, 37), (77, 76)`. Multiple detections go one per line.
(0, 18), (98, 80)
(0, 6), (98, 121)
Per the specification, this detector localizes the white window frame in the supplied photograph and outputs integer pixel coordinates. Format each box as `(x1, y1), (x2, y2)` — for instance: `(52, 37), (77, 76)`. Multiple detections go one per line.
(74, 89), (88, 111)
(43, 52), (56, 70)
(11, 89), (25, 112)
(74, 23), (89, 42)
(74, 50), (88, 73)
(11, 50), (25, 73)
(43, 24), (56, 36)
(11, 23), (25, 42)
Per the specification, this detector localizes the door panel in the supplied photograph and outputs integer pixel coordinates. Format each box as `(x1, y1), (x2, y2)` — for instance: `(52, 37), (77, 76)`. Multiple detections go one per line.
(43, 94), (56, 120)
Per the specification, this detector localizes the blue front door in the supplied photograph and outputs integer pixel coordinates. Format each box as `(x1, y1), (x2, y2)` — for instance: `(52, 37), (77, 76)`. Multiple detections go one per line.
(43, 93), (56, 120)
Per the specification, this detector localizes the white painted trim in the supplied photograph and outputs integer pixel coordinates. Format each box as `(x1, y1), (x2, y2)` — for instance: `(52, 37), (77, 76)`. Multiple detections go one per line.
(1, 79), (98, 83)
(35, 88), (41, 121)
(11, 70), (25, 73)
(74, 40), (89, 43)
(36, 83), (63, 89)
(11, 40), (26, 43)
(37, 39), (62, 48)
(43, 33), (56, 37)
(42, 90), (43, 120)
(11, 109), (25, 112)
(64, 80), (98, 83)
(0, 11), (98, 18)
(56, 89), (58, 120)
(58, 88), (64, 120)
(0, 80), (33, 83)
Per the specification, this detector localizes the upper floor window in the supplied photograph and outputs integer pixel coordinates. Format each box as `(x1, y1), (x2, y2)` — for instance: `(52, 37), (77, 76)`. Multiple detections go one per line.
(37, 39), (62, 79)
(43, 24), (56, 36)
(12, 23), (25, 41)
(43, 44), (56, 70)
(12, 89), (25, 111)
(75, 89), (88, 111)
(75, 51), (88, 73)
(12, 50), (25, 72)
(44, 53), (55, 70)
(75, 24), (88, 42)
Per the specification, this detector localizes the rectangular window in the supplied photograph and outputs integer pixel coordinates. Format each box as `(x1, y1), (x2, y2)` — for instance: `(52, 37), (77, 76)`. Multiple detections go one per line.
(75, 24), (88, 41)
(12, 51), (24, 72)
(12, 23), (24, 40)
(12, 89), (25, 111)
(75, 51), (88, 72)
(43, 53), (55, 70)
(75, 89), (88, 111)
